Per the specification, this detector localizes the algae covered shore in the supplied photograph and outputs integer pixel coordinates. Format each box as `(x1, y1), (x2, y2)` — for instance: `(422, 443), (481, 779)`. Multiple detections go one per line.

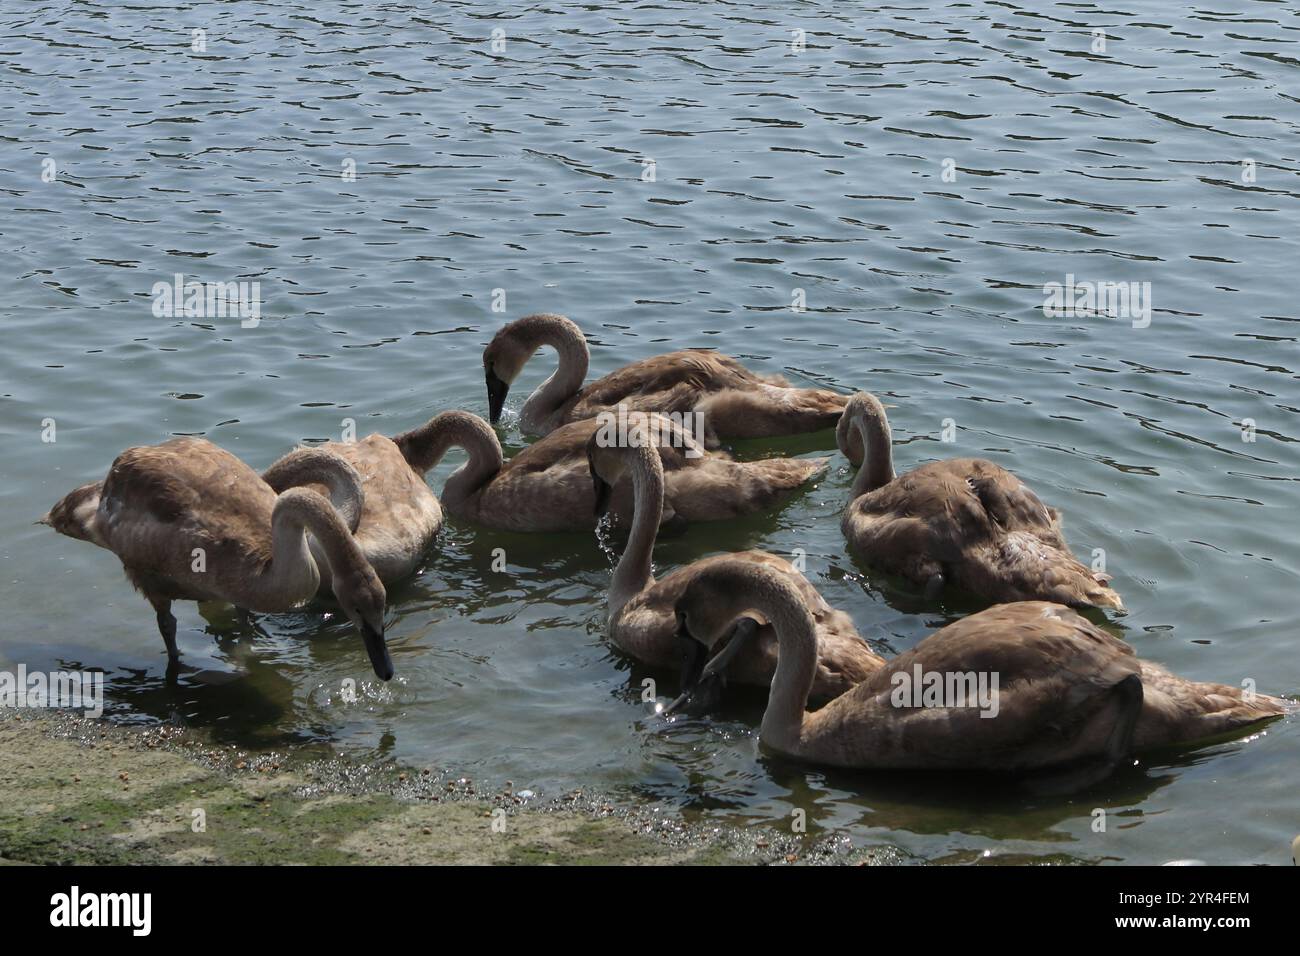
(0, 710), (902, 866)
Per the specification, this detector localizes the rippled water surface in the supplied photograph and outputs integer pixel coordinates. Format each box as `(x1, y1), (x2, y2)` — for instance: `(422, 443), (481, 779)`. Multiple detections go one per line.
(2, 1), (1298, 864)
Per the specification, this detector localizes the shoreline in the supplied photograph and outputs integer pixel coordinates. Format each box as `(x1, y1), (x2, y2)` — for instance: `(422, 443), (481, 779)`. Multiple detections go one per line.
(0, 709), (902, 866)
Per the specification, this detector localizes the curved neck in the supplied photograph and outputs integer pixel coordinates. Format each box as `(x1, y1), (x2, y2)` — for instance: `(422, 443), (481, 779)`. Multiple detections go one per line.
(609, 444), (663, 618)
(689, 566), (819, 755)
(261, 448), (364, 533)
(260, 490), (368, 605)
(842, 399), (895, 497)
(757, 586), (820, 754)
(520, 316), (589, 429)
(395, 412), (503, 505)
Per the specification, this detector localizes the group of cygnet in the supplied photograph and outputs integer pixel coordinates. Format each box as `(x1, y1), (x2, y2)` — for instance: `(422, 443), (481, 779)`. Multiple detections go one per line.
(44, 313), (1292, 787)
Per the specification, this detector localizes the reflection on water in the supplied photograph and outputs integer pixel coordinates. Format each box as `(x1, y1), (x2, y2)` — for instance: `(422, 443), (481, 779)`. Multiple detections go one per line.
(1, 0), (1297, 864)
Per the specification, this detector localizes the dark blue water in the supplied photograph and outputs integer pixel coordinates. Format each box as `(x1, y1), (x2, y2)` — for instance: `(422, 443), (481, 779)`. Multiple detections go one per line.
(1, 1), (1297, 863)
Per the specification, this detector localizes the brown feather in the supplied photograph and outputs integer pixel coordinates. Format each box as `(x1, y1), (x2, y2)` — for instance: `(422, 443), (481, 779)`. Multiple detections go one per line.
(838, 392), (1123, 609)
(616, 550), (883, 703)
(806, 602), (1289, 768)
(445, 415), (826, 533)
(484, 314), (847, 438)
(265, 435), (443, 588)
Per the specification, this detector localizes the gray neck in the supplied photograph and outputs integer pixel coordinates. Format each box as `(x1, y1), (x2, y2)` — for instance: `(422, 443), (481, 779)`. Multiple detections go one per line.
(688, 564), (819, 756)
(394, 411), (503, 507)
(608, 444), (662, 620)
(261, 447), (365, 533)
(840, 396), (895, 497)
(519, 316), (589, 432)
(757, 584), (820, 755)
(260, 489), (367, 608)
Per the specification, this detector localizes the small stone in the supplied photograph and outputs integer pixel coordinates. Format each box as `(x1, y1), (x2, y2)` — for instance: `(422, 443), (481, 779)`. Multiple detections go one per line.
(421, 827), (432, 835)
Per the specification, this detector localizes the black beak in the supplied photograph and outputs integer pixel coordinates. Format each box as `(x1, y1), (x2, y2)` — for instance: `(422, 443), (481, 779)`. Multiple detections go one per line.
(663, 617), (760, 717)
(589, 450), (612, 516)
(486, 369), (509, 424)
(361, 622), (394, 681)
(592, 475), (612, 517)
(670, 629), (712, 712)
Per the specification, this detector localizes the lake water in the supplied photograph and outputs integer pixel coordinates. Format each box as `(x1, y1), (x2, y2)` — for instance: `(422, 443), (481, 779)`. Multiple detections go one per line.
(1, 1), (1297, 864)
